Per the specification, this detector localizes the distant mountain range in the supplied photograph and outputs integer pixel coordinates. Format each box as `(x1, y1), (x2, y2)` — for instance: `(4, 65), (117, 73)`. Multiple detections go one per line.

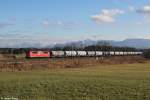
(0, 38), (150, 49)
(110, 39), (150, 49)
(53, 39), (150, 49)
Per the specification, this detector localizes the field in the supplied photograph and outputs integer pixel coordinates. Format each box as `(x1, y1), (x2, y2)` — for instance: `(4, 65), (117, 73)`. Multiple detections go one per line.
(0, 61), (150, 100)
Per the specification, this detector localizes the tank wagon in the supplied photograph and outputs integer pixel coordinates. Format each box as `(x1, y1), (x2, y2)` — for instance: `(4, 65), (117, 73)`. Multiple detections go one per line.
(51, 51), (65, 58)
(87, 51), (96, 57)
(26, 49), (143, 58)
(77, 51), (87, 57)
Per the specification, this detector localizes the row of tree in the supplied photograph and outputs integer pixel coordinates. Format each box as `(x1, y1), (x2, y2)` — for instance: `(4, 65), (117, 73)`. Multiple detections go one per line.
(0, 46), (141, 55)
(143, 49), (150, 59)
(52, 45), (138, 51)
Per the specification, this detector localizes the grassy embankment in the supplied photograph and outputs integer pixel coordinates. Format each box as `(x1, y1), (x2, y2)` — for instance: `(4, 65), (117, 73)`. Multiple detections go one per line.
(0, 62), (150, 100)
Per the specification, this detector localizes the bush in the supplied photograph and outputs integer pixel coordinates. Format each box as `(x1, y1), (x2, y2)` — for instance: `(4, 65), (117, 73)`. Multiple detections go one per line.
(143, 50), (150, 59)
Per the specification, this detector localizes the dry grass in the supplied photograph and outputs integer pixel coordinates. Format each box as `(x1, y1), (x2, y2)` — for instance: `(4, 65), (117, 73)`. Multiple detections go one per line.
(0, 55), (146, 71)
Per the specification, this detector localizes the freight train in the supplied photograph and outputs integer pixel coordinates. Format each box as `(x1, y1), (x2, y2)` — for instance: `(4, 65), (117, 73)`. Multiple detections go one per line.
(26, 49), (143, 58)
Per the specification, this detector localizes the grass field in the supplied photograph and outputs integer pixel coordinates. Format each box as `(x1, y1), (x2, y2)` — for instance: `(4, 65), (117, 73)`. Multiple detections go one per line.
(0, 62), (150, 100)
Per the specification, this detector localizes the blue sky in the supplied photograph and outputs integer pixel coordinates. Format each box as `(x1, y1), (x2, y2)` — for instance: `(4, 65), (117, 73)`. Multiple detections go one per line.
(0, 0), (150, 45)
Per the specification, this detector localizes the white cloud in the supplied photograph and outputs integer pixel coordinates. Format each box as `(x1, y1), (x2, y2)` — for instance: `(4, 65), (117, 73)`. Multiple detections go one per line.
(129, 6), (135, 11)
(137, 5), (150, 14)
(42, 20), (49, 27)
(135, 5), (150, 25)
(0, 32), (70, 47)
(91, 14), (115, 23)
(136, 22), (143, 25)
(0, 22), (14, 29)
(42, 20), (79, 30)
(91, 9), (124, 23)
(42, 20), (63, 28)
(82, 33), (150, 41)
(57, 21), (63, 26)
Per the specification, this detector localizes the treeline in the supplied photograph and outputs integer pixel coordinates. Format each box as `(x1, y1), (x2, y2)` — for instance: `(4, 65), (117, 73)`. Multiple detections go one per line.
(0, 48), (29, 54)
(52, 41), (140, 51)
(143, 49), (150, 59)
(0, 46), (141, 55)
(52, 45), (138, 51)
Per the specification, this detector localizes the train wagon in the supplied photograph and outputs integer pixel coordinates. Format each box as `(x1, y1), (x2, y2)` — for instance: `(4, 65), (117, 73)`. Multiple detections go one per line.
(95, 51), (103, 56)
(115, 52), (120, 56)
(120, 52), (124, 56)
(87, 51), (96, 57)
(26, 49), (50, 58)
(77, 51), (87, 57)
(103, 51), (110, 56)
(65, 51), (77, 57)
(110, 51), (115, 56)
(123, 52), (128, 55)
(51, 51), (65, 58)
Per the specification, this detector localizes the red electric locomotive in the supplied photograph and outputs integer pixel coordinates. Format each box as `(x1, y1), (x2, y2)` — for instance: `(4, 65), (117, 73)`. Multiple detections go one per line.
(26, 49), (51, 58)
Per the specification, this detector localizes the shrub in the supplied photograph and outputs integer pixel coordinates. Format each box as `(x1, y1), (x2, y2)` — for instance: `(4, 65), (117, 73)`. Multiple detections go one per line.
(143, 50), (150, 59)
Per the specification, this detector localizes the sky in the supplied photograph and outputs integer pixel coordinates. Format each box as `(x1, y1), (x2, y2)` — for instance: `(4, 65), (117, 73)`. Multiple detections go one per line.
(0, 0), (150, 45)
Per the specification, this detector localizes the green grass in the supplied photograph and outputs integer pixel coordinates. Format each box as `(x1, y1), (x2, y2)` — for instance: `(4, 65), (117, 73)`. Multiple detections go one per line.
(1, 62), (150, 100)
